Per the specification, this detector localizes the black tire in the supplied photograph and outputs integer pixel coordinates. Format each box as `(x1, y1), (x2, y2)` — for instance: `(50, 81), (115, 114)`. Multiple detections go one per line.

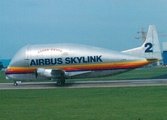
(62, 79), (65, 85)
(57, 78), (65, 86)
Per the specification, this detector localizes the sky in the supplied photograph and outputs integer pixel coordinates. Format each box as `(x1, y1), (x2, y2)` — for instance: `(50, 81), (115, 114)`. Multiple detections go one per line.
(0, 0), (167, 59)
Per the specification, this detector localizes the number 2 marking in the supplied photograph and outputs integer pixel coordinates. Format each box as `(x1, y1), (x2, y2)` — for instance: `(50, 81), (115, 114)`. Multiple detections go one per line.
(145, 43), (153, 53)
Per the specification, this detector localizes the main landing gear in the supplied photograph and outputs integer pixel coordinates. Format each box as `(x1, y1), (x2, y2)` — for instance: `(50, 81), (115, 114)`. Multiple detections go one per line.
(51, 78), (65, 86)
(56, 78), (65, 86)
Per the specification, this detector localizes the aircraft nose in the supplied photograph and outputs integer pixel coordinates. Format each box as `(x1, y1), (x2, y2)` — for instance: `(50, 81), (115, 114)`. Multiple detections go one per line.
(7, 45), (29, 67)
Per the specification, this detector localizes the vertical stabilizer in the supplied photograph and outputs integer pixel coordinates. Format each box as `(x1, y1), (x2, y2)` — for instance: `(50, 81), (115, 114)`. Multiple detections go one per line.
(122, 25), (162, 60)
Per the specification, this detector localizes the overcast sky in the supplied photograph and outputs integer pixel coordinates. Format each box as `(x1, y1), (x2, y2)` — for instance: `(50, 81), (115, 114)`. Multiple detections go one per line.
(0, 0), (167, 59)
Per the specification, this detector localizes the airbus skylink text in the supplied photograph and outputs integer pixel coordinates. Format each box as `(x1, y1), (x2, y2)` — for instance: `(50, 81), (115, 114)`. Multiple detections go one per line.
(30, 55), (102, 66)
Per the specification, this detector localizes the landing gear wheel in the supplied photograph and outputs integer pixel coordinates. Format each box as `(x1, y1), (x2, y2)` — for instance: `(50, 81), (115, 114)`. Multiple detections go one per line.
(13, 82), (18, 86)
(57, 78), (65, 86)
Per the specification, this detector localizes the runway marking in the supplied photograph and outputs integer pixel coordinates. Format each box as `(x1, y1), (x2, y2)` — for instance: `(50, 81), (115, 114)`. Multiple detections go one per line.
(0, 79), (167, 90)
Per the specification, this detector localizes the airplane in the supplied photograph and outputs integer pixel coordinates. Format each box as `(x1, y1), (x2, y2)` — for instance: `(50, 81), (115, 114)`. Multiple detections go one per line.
(5, 25), (162, 86)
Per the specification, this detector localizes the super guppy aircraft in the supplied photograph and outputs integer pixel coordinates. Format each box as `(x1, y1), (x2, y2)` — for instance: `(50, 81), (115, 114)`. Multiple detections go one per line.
(5, 25), (162, 86)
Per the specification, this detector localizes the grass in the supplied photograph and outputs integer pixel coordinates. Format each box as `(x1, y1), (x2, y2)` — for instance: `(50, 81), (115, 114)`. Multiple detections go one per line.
(69, 67), (167, 81)
(1, 67), (167, 119)
(0, 87), (167, 120)
(0, 71), (11, 83)
(108, 67), (167, 80)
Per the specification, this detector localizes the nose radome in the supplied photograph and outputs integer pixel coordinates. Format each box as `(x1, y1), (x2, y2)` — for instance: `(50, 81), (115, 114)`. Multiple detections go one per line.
(8, 45), (29, 67)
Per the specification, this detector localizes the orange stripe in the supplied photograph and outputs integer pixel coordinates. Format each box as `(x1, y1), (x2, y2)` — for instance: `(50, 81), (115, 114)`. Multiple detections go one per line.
(6, 59), (156, 73)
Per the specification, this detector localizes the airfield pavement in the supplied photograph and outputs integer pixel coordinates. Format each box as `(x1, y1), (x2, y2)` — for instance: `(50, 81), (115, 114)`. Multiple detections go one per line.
(1, 79), (167, 90)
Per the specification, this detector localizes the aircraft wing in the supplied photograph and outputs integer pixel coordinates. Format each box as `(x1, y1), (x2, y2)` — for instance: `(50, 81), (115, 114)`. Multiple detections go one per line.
(36, 68), (92, 78)
(66, 71), (92, 77)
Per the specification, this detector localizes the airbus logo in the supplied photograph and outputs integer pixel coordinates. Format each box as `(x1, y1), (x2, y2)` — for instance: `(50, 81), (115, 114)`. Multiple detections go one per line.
(30, 55), (103, 66)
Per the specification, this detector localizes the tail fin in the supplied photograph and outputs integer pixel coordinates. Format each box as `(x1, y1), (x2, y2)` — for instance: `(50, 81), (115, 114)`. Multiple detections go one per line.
(122, 25), (162, 60)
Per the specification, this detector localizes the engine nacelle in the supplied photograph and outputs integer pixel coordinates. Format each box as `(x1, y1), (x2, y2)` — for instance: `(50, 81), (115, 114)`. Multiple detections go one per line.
(37, 68), (52, 77)
(36, 68), (64, 78)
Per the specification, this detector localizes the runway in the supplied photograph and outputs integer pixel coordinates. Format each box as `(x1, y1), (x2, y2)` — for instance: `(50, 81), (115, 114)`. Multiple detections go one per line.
(1, 79), (167, 90)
